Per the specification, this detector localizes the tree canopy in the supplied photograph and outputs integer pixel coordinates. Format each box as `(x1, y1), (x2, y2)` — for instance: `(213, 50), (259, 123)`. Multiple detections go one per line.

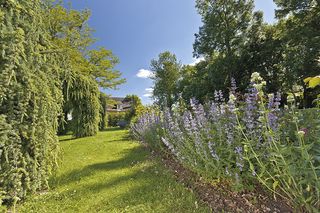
(151, 51), (181, 109)
(151, 0), (320, 107)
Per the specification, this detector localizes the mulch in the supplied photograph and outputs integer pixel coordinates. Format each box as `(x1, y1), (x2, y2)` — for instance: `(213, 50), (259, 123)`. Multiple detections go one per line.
(154, 152), (293, 213)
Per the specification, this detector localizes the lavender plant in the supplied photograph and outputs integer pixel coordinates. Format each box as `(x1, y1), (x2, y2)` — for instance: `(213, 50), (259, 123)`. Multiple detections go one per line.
(131, 110), (163, 150)
(131, 73), (320, 211)
(238, 73), (320, 211)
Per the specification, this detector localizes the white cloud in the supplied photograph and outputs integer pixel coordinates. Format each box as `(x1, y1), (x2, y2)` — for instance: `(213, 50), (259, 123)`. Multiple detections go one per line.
(189, 57), (205, 66)
(143, 94), (152, 97)
(136, 69), (154, 78)
(143, 88), (154, 97)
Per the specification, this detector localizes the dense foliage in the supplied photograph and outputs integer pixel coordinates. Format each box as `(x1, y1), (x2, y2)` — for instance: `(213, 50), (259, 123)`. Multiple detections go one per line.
(132, 73), (320, 211)
(66, 73), (100, 138)
(151, 52), (181, 109)
(99, 92), (109, 130)
(0, 0), (63, 205)
(0, 0), (124, 206)
(123, 94), (144, 123)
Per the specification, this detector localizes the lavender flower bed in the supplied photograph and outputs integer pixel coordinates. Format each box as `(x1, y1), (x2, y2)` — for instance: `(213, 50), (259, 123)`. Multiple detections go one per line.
(131, 73), (320, 211)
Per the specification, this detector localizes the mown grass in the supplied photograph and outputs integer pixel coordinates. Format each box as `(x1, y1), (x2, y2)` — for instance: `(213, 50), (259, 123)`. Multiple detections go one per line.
(18, 128), (210, 212)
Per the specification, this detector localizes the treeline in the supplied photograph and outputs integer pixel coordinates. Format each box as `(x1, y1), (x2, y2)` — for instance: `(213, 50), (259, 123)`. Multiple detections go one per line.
(151, 0), (320, 109)
(0, 0), (124, 205)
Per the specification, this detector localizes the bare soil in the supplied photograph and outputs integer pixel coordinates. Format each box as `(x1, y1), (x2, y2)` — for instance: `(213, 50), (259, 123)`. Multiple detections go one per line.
(157, 152), (293, 213)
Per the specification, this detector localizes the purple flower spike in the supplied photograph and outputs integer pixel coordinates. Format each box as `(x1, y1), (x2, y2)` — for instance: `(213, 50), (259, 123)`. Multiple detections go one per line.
(231, 77), (237, 94)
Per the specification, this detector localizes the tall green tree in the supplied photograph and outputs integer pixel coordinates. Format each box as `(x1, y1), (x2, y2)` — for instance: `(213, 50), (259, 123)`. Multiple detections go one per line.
(99, 92), (109, 131)
(274, 0), (319, 18)
(123, 95), (144, 124)
(194, 0), (255, 91)
(274, 0), (320, 106)
(238, 12), (286, 93)
(274, 0), (320, 80)
(151, 52), (181, 109)
(88, 48), (126, 89)
(178, 62), (213, 103)
(48, 4), (125, 137)
(194, 0), (254, 58)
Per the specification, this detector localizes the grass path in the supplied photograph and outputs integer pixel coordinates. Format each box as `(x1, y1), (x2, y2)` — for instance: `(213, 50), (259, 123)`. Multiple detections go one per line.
(19, 129), (210, 213)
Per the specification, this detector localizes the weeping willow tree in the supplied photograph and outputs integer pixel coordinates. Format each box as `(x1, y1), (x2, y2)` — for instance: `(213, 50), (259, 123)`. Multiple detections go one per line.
(99, 92), (109, 131)
(66, 73), (100, 138)
(0, 0), (125, 206)
(0, 0), (63, 205)
(49, 4), (125, 137)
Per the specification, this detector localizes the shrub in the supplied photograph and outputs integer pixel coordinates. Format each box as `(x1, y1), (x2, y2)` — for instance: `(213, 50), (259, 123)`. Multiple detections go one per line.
(108, 112), (127, 127)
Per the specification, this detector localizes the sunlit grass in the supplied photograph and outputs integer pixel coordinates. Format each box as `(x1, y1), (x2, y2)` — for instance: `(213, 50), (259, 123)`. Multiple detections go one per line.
(18, 128), (210, 212)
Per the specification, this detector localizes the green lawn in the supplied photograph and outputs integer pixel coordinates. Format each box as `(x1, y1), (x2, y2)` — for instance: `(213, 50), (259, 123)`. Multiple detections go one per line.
(18, 128), (210, 213)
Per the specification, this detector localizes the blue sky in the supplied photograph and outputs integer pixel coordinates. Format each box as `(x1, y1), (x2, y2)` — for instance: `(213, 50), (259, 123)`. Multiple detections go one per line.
(68, 0), (277, 104)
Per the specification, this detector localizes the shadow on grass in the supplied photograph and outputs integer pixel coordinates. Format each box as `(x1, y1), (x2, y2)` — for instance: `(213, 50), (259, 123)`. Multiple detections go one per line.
(20, 129), (208, 213)
(50, 146), (148, 187)
(59, 128), (132, 143)
(101, 127), (125, 132)
(59, 137), (76, 142)
(49, 163), (204, 212)
(48, 165), (157, 210)
(107, 134), (133, 143)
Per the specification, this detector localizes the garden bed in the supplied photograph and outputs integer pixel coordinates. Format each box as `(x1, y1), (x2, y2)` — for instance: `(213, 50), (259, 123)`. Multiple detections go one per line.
(156, 152), (293, 212)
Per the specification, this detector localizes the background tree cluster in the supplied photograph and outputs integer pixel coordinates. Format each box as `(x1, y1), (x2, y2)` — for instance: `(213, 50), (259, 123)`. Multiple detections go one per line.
(0, 0), (124, 205)
(151, 0), (320, 108)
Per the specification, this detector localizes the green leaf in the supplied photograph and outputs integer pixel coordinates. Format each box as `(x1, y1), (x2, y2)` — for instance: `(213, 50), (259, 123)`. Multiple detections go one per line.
(305, 76), (320, 88)
(273, 180), (279, 191)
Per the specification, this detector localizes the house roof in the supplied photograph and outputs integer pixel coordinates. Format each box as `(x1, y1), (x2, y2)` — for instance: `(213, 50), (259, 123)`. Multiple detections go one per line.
(106, 97), (132, 112)
(111, 97), (125, 102)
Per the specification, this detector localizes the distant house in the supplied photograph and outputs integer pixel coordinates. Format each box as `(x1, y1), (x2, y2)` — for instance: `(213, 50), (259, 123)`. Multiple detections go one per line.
(107, 97), (132, 112)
